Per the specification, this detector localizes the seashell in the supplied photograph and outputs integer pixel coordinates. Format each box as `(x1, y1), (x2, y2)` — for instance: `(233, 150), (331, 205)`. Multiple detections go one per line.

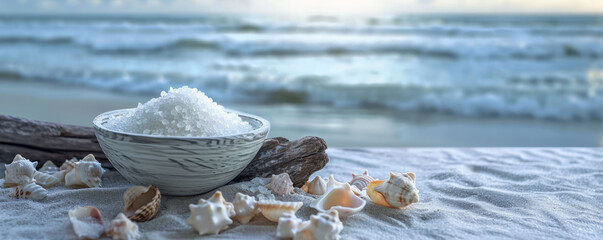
(123, 185), (161, 222)
(3, 154), (38, 187)
(106, 213), (141, 240)
(367, 172), (419, 209)
(326, 175), (347, 190)
(60, 158), (78, 172)
(65, 154), (106, 188)
(186, 191), (233, 235)
(266, 173), (295, 195)
(10, 182), (48, 200)
(301, 176), (327, 195)
(310, 183), (366, 217)
(256, 200), (303, 222)
(276, 212), (309, 239)
(33, 171), (61, 188)
(233, 193), (259, 224)
(349, 170), (375, 190)
(294, 209), (343, 240)
(39, 161), (59, 173)
(69, 206), (105, 239)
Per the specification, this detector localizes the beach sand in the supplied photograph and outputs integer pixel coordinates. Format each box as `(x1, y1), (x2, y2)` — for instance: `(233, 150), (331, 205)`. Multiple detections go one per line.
(1, 79), (602, 147)
(0, 148), (601, 239)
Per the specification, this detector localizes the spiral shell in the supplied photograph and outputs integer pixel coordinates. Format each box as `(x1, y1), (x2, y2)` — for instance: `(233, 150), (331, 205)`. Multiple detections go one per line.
(294, 209), (343, 240)
(256, 200), (303, 222)
(301, 176), (327, 195)
(3, 154), (38, 187)
(65, 154), (105, 188)
(10, 182), (48, 201)
(276, 212), (308, 239)
(265, 173), (294, 195)
(33, 171), (61, 188)
(349, 170), (375, 190)
(367, 172), (419, 209)
(123, 185), (161, 222)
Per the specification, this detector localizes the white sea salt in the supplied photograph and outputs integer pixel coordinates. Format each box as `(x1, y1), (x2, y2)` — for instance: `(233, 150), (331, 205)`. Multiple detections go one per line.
(106, 86), (253, 137)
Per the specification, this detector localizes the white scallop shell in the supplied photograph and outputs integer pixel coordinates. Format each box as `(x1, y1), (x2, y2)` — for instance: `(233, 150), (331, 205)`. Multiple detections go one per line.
(301, 176), (327, 195)
(265, 173), (295, 195)
(233, 193), (259, 224)
(186, 191), (233, 235)
(256, 200), (303, 222)
(276, 212), (309, 239)
(69, 206), (106, 239)
(294, 209), (343, 240)
(107, 213), (141, 240)
(65, 154), (105, 188)
(349, 170), (375, 190)
(10, 182), (48, 201)
(310, 183), (366, 217)
(374, 172), (419, 208)
(3, 154), (38, 187)
(33, 171), (61, 188)
(326, 175), (347, 190)
(39, 161), (59, 173)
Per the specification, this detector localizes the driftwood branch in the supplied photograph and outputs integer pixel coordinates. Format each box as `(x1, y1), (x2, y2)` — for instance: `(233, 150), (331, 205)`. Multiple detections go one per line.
(0, 115), (328, 186)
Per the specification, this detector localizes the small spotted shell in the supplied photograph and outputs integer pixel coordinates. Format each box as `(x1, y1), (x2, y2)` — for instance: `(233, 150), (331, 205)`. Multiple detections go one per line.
(10, 182), (48, 201)
(123, 185), (161, 222)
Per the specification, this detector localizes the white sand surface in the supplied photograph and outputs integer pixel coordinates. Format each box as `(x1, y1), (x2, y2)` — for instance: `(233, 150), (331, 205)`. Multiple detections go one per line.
(0, 148), (602, 239)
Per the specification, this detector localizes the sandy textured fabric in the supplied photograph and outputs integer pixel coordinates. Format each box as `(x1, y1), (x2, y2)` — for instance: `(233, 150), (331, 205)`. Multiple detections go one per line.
(0, 148), (601, 239)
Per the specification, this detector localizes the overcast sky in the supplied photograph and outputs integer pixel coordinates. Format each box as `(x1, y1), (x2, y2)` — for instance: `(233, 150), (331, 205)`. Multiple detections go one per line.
(1, 0), (603, 15)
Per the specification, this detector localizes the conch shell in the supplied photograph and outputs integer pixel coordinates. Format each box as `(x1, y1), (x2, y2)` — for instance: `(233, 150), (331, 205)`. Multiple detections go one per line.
(233, 193), (259, 224)
(123, 185), (161, 222)
(39, 161), (59, 173)
(106, 213), (141, 240)
(68, 206), (105, 239)
(367, 172), (419, 209)
(276, 212), (308, 239)
(349, 170), (375, 190)
(3, 154), (37, 187)
(33, 171), (61, 188)
(65, 154), (105, 188)
(311, 183), (366, 217)
(266, 173), (295, 195)
(256, 200), (303, 222)
(294, 209), (343, 240)
(10, 182), (48, 201)
(186, 191), (233, 235)
(60, 158), (78, 172)
(301, 176), (327, 195)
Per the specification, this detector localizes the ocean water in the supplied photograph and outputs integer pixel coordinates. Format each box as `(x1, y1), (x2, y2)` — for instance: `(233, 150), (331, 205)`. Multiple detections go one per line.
(1, 14), (603, 121)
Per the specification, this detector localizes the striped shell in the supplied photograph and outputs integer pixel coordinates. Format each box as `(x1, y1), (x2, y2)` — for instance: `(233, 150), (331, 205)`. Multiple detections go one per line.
(3, 154), (38, 187)
(368, 172), (419, 209)
(349, 170), (375, 190)
(256, 200), (303, 222)
(265, 173), (294, 195)
(10, 182), (48, 201)
(123, 185), (161, 222)
(33, 171), (61, 188)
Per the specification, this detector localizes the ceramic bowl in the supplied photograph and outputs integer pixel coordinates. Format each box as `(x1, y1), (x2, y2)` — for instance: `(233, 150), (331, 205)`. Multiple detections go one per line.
(93, 108), (270, 196)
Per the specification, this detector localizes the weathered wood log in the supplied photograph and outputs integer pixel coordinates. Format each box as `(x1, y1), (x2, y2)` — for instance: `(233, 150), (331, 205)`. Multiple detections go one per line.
(0, 115), (328, 186)
(232, 136), (329, 187)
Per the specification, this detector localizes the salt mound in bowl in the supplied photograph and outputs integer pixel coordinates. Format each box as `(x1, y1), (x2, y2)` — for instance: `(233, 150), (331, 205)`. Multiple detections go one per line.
(105, 86), (253, 137)
(94, 86), (270, 195)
